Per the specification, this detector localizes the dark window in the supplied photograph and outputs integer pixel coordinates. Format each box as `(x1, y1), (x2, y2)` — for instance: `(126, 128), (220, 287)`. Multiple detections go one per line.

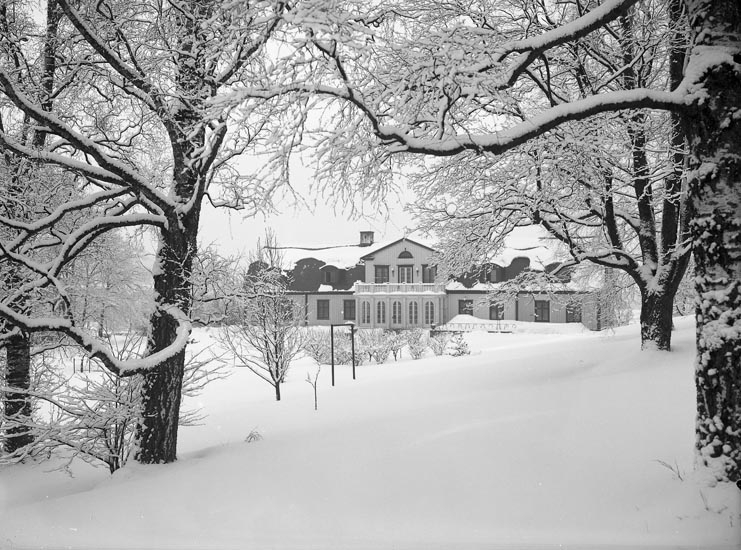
(323, 270), (333, 284)
(409, 301), (419, 325)
(489, 303), (503, 320)
(398, 265), (413, 283)
(317, 299), (330, 320)
(361, 301), (371, 324)
(398, 250), (413, 259)
(391, 301), (402, 324)
(343, 300), (356, 321)
(566, 303), (582, 323)
(458, 299), (474, 315)
(534, 300), (550, 322)
(377, 301), (386, 324)
(375, 265), (389, 283)
(424, 301), (435, 325)
(422, 265), (437, 283)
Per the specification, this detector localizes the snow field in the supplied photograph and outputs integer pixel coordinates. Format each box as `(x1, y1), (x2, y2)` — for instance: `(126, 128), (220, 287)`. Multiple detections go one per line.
(0, 316), (739, 549)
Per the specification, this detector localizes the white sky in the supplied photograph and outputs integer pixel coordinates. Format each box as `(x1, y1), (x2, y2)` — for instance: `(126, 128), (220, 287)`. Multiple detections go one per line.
(198, 178), (418, 257)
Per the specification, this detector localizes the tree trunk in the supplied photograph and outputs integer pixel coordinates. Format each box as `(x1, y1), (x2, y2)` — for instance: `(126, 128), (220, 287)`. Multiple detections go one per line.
(3, 331), (32, 454)
(275, 382), (281, 402)
(133, 225), (196, 464)
(639, 290), (674, 351)
(684, 0), (741, 483)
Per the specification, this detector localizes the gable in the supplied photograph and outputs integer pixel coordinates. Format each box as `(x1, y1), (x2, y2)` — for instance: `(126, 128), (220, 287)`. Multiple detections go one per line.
(359, 237), (437, 262)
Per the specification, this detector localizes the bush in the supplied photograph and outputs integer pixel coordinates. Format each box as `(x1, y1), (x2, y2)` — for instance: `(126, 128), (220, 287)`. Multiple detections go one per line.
(429, 332), (450, 356)
(302, 327), (362, 365)
(388, 330), (406, 361)
(357, 328), (392, 364)
(406, 329), (428, 360)
(449, 332), (470, 357)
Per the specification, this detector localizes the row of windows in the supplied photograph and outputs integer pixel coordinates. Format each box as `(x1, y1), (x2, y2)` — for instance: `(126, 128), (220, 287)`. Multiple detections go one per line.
(317, 298), (582, 324)
(316, 299), (436, 325)
(374, 265), (437, 284)
(459, 299), (582, 323)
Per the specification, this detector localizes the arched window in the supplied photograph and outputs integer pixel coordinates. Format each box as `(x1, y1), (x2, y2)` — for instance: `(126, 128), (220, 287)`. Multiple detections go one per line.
(376, 301), (386, 324)
(398, 250), (413, 259)
(424, 301), (435, 325)
(409, 301), (419, 325)
(361, 301), (371, 324)
(392, 301), (402, 324)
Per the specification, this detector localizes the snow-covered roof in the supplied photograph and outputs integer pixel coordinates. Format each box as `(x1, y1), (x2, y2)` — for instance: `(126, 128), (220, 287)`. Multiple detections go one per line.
(280, 232), (438, 269)
(280, 245), (367, 269)
(278, 227), (564, 272)
(490, 226), (568, 271)
(445, 280), (589, 293)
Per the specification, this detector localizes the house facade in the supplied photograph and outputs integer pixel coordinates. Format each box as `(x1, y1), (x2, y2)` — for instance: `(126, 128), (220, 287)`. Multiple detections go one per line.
(284, 232), (599, 330)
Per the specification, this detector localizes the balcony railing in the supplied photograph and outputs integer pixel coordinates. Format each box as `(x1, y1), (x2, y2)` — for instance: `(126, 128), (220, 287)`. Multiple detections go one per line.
(354, 282), (447, 294)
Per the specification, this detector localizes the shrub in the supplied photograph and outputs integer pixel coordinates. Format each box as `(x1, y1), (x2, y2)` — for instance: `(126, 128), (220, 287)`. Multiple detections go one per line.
(449, 332), (470, 357)
(406, 329), (428, 360)
(429, 332), (450, 356)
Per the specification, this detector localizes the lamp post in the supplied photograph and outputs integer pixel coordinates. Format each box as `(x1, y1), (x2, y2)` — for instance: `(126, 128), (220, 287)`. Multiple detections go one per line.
(346, 321), (356, 380)
(330, 322), (357, 386)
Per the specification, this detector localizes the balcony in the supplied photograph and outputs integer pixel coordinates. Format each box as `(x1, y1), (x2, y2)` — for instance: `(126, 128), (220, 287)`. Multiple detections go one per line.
(354, 282), (447, 294)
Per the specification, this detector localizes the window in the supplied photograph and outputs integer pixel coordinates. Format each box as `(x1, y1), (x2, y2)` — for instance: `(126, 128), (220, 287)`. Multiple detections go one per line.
(398, 265), (413, 283)
(424, 301), (435, 325)
(376, 301), (386, 324)
(361, 301), (371, 324)
(375, 265), (389, 283)
(409, 301), (419, 325)
(391, 301), (402, 324)
(317, 299), (330, 320)
(458, 299), (473, 315)
(398, 250), (413, 259)
(534, 300), (550, 322)
(489, 303), (503, 320)
(343, 300), (356, 321)
(422, 265), (437, 283)
(566, 303), (582, 323)
(322, 268), (337, 284)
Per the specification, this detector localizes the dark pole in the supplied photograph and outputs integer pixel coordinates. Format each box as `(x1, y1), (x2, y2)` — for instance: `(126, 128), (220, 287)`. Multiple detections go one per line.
(351, 325), (356, 380)
(330, 324), (335, 387)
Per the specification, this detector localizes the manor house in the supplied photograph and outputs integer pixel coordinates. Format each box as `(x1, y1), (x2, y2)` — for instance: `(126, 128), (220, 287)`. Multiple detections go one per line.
(282, 231), (599, 330)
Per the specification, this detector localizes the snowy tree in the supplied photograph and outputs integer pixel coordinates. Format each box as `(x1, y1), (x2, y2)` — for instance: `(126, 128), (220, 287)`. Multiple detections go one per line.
(232, 0), (738, 482)
(217, 233), (304, 401)
(0, 0), (300, 464)
(0, 0), (65, 454)
(406, 329), (428, 360)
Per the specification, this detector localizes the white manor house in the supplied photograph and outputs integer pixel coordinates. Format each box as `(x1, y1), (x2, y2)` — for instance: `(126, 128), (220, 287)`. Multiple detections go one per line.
(281, 231), (600, 331)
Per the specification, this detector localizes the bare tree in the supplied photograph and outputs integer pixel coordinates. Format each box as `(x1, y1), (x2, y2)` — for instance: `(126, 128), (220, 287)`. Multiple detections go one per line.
(305, 366), (320, 411)
(217, 232), (304, 401)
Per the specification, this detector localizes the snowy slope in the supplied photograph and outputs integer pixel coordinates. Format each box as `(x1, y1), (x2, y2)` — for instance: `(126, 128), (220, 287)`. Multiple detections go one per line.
(1, 317), (739, 549)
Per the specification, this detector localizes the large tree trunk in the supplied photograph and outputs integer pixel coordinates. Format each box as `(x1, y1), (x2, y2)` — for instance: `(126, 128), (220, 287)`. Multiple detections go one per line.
(133, 223), (197, 464)
(3, 332), (32, 454)
(684, 0), (741, 483)
(639, 290), (674, 351)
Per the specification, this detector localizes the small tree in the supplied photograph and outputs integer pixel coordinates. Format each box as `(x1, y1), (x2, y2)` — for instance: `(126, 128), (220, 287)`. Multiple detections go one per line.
(218, 233), (304, 401)
(406, 329), (428, 360)
(305, 367), (321, 411)
(429, 332), (450, 356)
(357, 329), (392, 364)
(449, 333), (470, 357)
(388, 331), (406, 361)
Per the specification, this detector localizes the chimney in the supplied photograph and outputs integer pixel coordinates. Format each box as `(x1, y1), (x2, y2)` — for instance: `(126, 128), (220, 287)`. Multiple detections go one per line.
(359, 231), (374, 247)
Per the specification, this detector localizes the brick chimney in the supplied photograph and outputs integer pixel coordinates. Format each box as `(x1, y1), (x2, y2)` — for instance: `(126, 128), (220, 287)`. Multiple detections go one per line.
(359, 231), (374, 247)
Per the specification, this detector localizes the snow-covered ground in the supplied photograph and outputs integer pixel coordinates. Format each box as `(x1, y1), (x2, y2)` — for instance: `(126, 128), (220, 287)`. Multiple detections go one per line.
(1, 317), (739, 549)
